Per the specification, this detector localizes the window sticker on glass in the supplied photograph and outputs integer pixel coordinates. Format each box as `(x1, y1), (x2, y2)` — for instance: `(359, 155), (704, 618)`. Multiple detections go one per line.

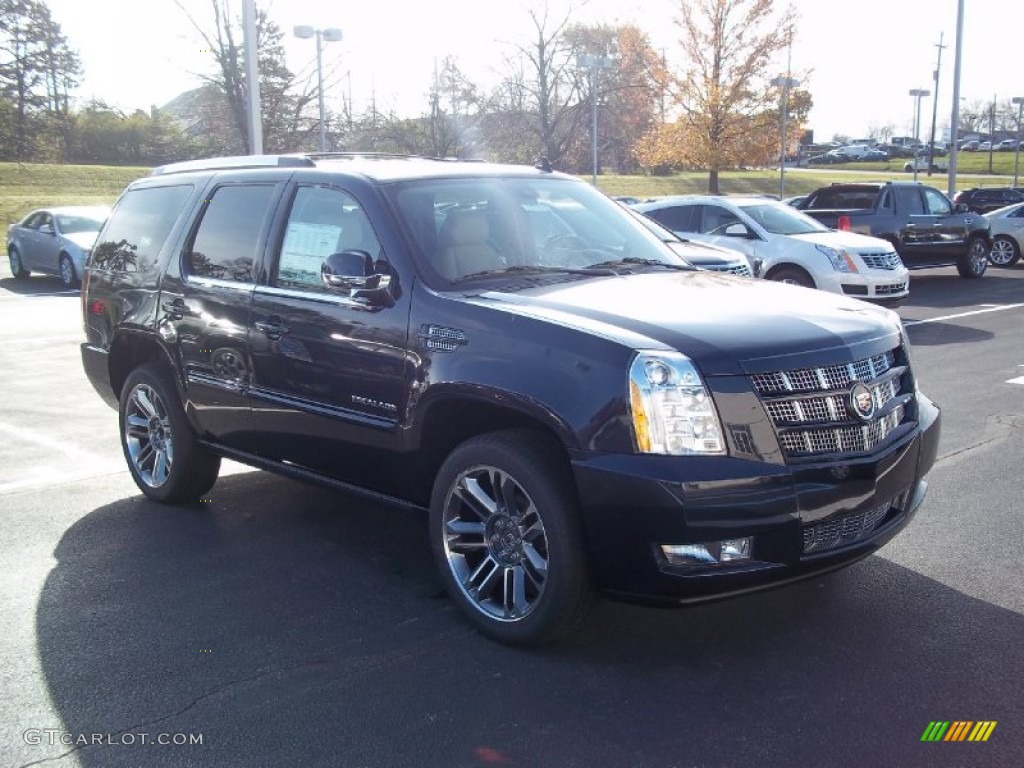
(279, 222), (341, 284)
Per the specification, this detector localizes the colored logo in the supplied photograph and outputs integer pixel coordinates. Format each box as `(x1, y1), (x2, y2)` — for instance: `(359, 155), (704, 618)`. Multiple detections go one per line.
(921, 721), (997, 742)
(848, 382), (876, 421)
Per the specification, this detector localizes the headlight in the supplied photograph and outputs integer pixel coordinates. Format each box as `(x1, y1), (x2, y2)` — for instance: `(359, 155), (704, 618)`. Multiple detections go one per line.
(628, 351), (724, 455)
(815, 244), (858, 273)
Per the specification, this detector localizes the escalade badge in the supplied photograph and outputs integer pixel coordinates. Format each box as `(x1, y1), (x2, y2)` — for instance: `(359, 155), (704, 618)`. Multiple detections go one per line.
(849, 382), (876, 421)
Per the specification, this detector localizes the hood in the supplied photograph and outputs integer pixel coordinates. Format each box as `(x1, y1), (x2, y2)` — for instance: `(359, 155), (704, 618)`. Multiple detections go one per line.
(62, 231), (100, 250)
(463, 271), (902, 376)
(665, 240), (745, 267)
(789, 229), (894, 252)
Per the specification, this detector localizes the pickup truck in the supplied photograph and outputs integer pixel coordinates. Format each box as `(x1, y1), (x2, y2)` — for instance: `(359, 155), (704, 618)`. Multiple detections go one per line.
(796, 181), (991, 278)
(903, 156), (949, 173)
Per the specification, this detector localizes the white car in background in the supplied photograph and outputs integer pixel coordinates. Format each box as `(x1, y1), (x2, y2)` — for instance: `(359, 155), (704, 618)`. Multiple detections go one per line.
(984, 201), (1024, 266)
(631, 196), (910, 304)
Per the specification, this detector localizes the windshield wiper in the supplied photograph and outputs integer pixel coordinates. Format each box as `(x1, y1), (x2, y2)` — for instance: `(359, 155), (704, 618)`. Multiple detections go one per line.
(586, 257), (693, 272)
(451, 264), (616, 284)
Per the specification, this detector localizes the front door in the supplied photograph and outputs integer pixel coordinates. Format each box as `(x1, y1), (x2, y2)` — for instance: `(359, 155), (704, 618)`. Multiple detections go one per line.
(248, 184), (413, 489)
(922, 186), (968, 260)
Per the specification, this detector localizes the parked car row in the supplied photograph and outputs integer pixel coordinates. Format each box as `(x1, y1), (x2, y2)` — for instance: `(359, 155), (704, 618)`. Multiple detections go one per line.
(962, 139), (1020, 152)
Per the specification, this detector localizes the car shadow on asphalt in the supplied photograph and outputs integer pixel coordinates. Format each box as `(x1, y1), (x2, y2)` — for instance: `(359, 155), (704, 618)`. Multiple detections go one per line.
(904, 321), (994, 346)
(31, 471), (1024, 768)
(0, 276), (77, 296)
(903, 270), (1024, 309)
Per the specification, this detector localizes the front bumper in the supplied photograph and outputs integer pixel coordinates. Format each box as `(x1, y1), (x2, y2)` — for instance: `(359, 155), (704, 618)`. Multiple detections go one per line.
(571, 391), (940, 605)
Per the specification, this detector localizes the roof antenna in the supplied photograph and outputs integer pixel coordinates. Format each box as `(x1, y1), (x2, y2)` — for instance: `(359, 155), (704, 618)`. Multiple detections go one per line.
(535, 156), (552, 172)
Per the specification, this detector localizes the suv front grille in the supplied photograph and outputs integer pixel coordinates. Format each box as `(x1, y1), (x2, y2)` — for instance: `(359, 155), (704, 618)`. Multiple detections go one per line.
(704, 263), (752, 277)
(750, 347), (913, 460)
(860, 252), (903, 270)
(802, 492), (908, 554)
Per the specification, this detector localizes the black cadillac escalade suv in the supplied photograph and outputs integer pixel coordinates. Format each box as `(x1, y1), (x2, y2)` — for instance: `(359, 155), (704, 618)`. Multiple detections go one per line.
(80, 154), (941, 645)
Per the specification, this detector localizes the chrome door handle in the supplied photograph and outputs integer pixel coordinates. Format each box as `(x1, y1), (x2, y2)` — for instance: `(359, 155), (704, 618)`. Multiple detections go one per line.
(254, 320), (289, 339)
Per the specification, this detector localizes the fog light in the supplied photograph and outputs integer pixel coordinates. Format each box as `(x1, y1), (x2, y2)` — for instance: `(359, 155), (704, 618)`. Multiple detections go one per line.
(660, 537), (753, 566)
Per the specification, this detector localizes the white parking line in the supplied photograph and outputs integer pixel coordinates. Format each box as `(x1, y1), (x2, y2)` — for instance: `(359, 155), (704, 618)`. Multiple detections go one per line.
(1007, 377), (1024, 385)
(903, 303), (1024, 326)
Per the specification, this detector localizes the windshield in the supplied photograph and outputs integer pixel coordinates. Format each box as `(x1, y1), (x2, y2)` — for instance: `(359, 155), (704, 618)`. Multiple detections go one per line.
(736, 202), (828, 235)
(387, 176), (689, 285)
(55, 213), (106, 235)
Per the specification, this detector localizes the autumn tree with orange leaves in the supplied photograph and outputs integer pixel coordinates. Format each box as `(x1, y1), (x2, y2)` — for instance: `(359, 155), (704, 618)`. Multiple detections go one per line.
(635, 0), (798, 192)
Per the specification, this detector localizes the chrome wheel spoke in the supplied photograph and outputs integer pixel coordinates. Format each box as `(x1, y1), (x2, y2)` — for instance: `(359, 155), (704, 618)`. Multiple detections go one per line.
(522, 542), (548, 577)
(504, 566), (529, 618)
(153, 449), (169, 485)
(498, 473), (519, 515)
(456, 476), (497, 520)
(133, 388), (158, 420)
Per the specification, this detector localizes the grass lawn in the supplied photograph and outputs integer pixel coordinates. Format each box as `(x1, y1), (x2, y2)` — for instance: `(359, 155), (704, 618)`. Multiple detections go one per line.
(0, 162), (148, 228)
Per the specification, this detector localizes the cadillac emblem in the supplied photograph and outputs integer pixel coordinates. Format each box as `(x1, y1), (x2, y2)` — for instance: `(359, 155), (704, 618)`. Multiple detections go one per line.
(849, 382), (876, 421)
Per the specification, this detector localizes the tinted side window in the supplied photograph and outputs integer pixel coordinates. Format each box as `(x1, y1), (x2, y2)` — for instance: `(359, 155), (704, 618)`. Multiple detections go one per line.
(187, 184), (276, 283)
(91, 185), (193, 272)
(922, 188), (952, 216)
(698, 205), (742, 234)
(894, 187), (925, 215)
(274, 186), (382, 292)
(646, 205), (697, 232)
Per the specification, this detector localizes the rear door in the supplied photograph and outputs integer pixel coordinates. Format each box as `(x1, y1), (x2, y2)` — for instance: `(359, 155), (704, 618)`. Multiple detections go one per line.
(247, 183), (413, 486)
(159, 180), (284, 449)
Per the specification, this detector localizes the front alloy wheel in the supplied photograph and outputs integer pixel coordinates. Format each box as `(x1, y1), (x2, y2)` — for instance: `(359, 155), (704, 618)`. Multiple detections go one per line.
(988, 235), (1020, 267)
(430, 431), (593, 645)
(957, 237), (989, 278)
(442, 465), (550, 623)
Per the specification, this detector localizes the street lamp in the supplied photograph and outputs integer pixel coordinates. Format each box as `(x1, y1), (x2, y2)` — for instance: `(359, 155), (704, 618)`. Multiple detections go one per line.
(908, 88), (930, 181)
(771, 75), (800, 198)
(1013, 96), (1024, 188)
(577, 54), (615, 186)
(294, 25), (342, 152)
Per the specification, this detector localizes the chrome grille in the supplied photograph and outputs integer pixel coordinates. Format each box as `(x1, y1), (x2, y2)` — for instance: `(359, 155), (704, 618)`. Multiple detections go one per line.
(876, 282), (908, 296)
(778, 405), (905, 455)
(802, 495), (900, 553)
(750, 350), (896, 394)
(704, 263), (752, 277)
(860, 252), (904, 271)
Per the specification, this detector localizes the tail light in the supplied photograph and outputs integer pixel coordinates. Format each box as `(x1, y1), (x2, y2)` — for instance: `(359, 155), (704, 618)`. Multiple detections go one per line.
(837, 215), (852, 231)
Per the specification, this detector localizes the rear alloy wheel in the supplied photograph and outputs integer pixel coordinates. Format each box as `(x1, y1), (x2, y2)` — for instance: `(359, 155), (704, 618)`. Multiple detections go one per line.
(768, 267), (815, 289)
(119, 364), (221, 503)
(988, 235), (1020, 267)
(9, 248), (29, 279)
(430, 430), (593, 645)
(957, 237), (989, 278)
(59, 254), (78, 288)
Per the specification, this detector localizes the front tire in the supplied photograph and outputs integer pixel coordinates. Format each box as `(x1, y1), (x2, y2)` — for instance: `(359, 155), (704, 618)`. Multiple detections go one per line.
(429, 430), (593, 645)
(59, 253), (78, 288)
(119, 364), (221, 503)
(988, 235), (1020, 267)
(957, 237), (989, 278)
(767, 266), (815, 289)
(9, 247), (29, 279)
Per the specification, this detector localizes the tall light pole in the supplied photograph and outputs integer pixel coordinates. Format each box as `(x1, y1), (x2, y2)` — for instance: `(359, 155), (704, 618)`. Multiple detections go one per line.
(909, 89), (930, 182)
(577, 54), (615, 186)
(948, 0), (964, 196)
(771, 75), (800, 197)
(243, 0), (262, 154)
(294, 25), (342, 152)
(926, 32), (946, 177)
(1012, 96), (1024, 188)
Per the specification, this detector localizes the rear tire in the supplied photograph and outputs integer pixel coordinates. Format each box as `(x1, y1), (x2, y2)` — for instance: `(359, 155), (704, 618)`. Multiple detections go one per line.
(429, 429), (593, 645)
(59, 253), (78, 288)
(988, 235), (1020, 267)
(767, 266), (815, 289)
(119, 363), (221, 503)
(9, 247), (29, 279)
(956, 237), (989, 278)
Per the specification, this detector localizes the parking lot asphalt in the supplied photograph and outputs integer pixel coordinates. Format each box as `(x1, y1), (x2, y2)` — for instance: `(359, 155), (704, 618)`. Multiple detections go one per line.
(1, 264), (1022, 768)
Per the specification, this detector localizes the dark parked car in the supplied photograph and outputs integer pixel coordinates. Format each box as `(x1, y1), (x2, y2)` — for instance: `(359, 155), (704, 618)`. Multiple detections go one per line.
(80, 153), (940, 645)
(797, 181), (991, 277)
(952, 187), (1024, 215)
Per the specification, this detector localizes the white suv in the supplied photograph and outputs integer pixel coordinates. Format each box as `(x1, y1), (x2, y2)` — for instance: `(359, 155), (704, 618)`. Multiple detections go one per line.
(632, 196), (910, 304)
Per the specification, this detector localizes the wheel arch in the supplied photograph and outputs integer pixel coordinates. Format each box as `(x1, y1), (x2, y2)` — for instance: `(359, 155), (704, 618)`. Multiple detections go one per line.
(407, 391), (576, 505)
(108, 331), (179, 402)
(763, 262), (816, 287)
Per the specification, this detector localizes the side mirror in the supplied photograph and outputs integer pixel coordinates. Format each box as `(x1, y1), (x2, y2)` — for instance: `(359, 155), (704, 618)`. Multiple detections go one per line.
(724, 223), (751, 238)
(321, 250), (394, 307)
(955, 203), (969, 213)
(39, 223), (55, 235)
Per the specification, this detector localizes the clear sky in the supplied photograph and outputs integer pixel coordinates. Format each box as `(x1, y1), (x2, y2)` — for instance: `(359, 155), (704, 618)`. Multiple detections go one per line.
(45, 0), (1024, 143)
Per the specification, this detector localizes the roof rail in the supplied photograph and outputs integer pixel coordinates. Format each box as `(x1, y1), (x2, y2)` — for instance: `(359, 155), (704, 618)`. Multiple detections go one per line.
(150, 154), (316, 176)
(306, 151), (441, 161)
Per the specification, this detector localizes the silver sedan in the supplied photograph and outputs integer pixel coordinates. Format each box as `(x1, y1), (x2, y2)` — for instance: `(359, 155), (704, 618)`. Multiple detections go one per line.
(6, 205), (110, 288)
(985, 202), (1024, 267)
